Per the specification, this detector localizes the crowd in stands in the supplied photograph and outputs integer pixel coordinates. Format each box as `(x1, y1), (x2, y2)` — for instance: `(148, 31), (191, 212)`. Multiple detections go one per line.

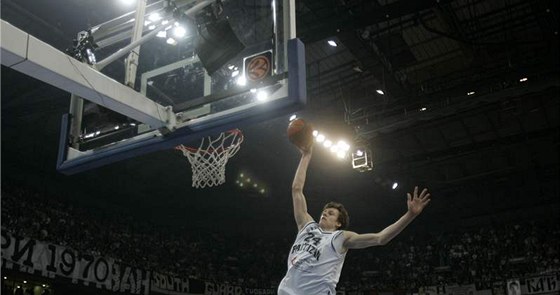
(2, 184), (559, 290)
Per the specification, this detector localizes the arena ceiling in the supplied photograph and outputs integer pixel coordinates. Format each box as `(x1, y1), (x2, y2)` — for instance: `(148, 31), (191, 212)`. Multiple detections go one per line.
(1, 0), (559, 234)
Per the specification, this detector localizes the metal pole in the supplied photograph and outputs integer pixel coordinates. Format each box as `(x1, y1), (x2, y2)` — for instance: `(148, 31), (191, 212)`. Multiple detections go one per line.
(125, 0), (148, 87)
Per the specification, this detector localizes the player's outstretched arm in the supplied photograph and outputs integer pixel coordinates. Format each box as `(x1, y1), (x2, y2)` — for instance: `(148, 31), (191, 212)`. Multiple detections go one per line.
(341, 186), (431, 251)
(292, 148), (314, 231)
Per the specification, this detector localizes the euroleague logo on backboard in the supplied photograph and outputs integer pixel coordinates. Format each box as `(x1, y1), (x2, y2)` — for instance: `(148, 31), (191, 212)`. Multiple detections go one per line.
(244, 50), (272, 82)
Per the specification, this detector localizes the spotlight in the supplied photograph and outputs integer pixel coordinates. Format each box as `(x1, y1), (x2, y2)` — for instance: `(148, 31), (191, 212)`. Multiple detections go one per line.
(257, 91), (268, 101)
(166, 38), (177, 45)
(327, 40), (338, 47)
(148, 13), (161, 22)
(323, 140), (332, 148)
(420, 107), (427, 111)
(237, 76), (247, 86)
(173, 26), (187, 38)
(313, 130), (319, 137)
(289, 115), (297, 121)
(467, 91), (475, 96)
(520, 77), (528, 82)
(376, 89), (385, 95)
(316, 134), (325, 143)
(337, 140), (350, 151)
(156, 31), (167, 38)
(352, 147), (373, 172)
(392, 182), (398, 190)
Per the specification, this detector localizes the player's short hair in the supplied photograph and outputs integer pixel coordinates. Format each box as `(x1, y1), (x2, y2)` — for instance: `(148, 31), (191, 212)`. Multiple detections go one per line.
(323, 202), (349, 230)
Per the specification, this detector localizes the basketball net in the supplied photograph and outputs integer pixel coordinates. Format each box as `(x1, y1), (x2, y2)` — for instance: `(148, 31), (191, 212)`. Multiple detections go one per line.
(175, 129), (243, 188)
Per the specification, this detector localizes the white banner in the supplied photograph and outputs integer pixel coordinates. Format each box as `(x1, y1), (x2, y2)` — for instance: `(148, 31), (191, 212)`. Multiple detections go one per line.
(526, 275), (559, 294)
(1, 230), (149, 294)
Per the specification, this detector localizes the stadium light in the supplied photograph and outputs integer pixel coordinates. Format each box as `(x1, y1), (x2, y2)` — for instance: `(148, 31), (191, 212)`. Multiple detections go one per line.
(148, 13), (161, 22)
(257, 91), (268, 101)
(173, 26), (187, 38)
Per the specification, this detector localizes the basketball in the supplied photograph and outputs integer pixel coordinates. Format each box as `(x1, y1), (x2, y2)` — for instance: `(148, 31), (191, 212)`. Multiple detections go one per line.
(287, 118), (314, 150)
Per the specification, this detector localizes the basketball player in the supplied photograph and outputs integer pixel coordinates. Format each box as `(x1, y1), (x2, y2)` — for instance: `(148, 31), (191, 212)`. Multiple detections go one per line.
(278, 148), (431, 294)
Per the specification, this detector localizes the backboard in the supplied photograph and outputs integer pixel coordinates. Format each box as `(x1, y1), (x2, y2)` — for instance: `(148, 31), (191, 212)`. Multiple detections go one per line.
(49, 0), (306, 174)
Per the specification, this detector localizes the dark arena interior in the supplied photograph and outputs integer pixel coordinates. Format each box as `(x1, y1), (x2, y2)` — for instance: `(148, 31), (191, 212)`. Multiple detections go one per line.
(1, 0), (559, 295)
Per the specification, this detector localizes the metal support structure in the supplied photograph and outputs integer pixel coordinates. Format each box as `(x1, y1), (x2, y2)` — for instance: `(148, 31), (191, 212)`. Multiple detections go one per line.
(124, 0), (148, 87)
(1, 20), (174, 130)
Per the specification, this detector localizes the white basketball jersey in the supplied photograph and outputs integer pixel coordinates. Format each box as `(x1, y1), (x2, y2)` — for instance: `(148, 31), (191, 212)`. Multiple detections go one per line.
(278, 221), (347, 295)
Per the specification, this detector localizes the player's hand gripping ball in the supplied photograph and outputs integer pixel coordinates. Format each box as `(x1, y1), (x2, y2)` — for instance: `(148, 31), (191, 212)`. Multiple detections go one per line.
(287, 118), (314, 151)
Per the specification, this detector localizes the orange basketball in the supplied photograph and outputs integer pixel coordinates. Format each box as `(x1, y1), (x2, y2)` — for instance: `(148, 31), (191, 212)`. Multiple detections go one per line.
(287, 118), (314, 150)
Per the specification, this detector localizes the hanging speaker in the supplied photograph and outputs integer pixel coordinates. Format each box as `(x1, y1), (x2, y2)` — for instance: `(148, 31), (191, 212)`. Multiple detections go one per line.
(196, 19), (245, 75)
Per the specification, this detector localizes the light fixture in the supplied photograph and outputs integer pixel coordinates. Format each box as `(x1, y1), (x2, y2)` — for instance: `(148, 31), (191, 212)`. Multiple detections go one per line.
(148, 25), (156, 30)
(520, 77), (528, 82)
(330, 146), (339, 153)
(467, 91), (475, 96)
(316, 134), (326, 143)
(166, 38), (177, 45)
(337, 140), (350, 151)
(237, 76), (247, 86)
(148, 12), (161, 22)
(161, 20), (169, 25)
(240, 183), (244, 187)
(3, 277), (6, 280)
(327, 40), (338, 47)
(253, 184), (257, 188)
(257, 91), (268, 101)
(392, 182), (398, 190)
(240, 173), (244, 177)
(289, 115), (297, 121)
(420, 107), (427, 111)
(246, 178), (251, 182)
(231, 70), (240, 77)
(114, 126), (120, 130)
(23, 281), (27, 284)
(323, 140), (333, 148)
(156, 31), (167, 38)
(249, 88), (257, 93)
(173, 26), (187, 38)
(148, 13), (161, 22)
(352, 147), (373, 172)
(260, 189), (265, 194)
(336, 151), (346, 159)
(312, 130), (319, 137)
(376, 89), (385, 95)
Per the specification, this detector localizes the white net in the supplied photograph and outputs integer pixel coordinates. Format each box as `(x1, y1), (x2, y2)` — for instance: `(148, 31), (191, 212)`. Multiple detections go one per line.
(176, 129), (243, 188)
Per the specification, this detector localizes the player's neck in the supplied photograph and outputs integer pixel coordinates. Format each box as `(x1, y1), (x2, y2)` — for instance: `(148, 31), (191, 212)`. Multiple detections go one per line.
(319, 224), (337, 232)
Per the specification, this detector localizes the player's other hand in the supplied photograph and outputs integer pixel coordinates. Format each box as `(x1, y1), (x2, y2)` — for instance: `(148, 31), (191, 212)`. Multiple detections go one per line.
(407, 186), (431, 216)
